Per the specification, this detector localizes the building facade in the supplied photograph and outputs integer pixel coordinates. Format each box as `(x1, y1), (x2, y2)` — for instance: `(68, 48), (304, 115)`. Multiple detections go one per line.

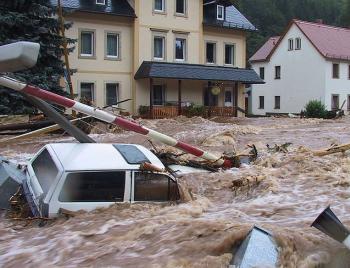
(56, 0), (262, 117)
(250, 20), (350, 115)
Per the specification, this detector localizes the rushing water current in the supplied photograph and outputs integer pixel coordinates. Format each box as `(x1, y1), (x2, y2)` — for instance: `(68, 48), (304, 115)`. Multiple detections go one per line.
(1, 116), (350, 267)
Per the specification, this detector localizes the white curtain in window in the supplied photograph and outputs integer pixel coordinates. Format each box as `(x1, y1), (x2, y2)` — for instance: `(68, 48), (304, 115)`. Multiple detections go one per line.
(107, 34), (118, 57)
(81, 32), (92, 55)
(154, 37), (164, 59)
(155, 0), (163, 11)
(175, 38), (185, 60)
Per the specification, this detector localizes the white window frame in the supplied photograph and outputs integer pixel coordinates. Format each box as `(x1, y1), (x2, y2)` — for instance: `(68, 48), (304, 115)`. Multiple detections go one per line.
(275, 65), (281, 79)
(217, 5), (224, 20)
(206, 42), (216, 64)
(105, 32), (120, 60)
(259, 96), (264, 109)
(175, 0), (186, 15)
(104, 82), (119, 107)
(288, 38), (294, 51)
(274, 96), (281, 109)
(79, 82), (95, 102)
(295, 37), (302, 50)
(96, 0), (105, 5)
(153, 35), (166, 61)
(79, 30), (95, 58)
(174, 37), (186, 62)
(224, 43), (235, 66)
(154, 0), (165, 12)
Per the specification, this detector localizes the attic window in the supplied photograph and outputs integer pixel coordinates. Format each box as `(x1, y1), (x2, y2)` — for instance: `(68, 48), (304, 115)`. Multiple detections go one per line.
(96, 0), (105, 5)
(217, 5), (224, 20)
(295, 38), (302, 50)
(288, 38), (293, 51)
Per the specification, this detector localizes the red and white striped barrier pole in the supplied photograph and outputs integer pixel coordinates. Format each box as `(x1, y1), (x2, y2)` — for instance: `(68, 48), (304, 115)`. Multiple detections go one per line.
(0, 76), (232, 168)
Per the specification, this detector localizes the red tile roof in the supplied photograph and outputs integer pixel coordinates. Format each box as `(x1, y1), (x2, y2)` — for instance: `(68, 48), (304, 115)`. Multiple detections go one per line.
(249, 19), (350, 62)
(295, 20), (350, 61)
(249, 36), (280, 62)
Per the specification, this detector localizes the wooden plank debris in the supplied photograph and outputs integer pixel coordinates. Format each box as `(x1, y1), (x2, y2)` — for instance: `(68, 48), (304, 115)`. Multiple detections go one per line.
(0, 116), (91, 146)
(314, 143), (350, 156)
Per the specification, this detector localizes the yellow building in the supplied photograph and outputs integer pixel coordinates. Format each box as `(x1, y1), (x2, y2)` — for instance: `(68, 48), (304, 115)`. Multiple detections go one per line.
(56, 0), (263, 118)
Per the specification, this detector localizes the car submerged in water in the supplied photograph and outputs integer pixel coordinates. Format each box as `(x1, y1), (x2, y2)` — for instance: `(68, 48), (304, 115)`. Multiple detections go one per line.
(23, 143), (180, 218)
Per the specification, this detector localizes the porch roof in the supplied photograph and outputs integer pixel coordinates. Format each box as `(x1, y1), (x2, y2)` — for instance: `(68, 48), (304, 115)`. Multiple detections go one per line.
(134, 61), (264, 84)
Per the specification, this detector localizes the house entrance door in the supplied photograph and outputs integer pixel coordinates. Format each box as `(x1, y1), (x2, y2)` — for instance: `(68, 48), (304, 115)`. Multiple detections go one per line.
(203, 87), (218, 106)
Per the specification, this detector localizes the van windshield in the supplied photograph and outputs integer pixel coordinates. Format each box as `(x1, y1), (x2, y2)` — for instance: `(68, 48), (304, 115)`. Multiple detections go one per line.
(59, 171), (126, 202)
(32, 148), (59, 196)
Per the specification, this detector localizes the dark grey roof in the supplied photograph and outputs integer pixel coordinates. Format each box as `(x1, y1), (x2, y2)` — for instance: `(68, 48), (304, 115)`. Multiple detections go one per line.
(204, 0), (232, 5)
(134, 61), (264, 84)
(203, 4), (256, 31)
(224, 6), (256, 31)
(50, 0), (136, 18)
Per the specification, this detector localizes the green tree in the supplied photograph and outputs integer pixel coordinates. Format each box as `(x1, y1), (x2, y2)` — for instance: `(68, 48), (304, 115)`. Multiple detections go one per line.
(0, 0), (75, 114)
(234, 0), (345, 60)
(341, 0), (350, 27)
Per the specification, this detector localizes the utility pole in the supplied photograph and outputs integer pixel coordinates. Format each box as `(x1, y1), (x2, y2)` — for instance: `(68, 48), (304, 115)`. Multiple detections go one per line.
(57, 0), (76, 116)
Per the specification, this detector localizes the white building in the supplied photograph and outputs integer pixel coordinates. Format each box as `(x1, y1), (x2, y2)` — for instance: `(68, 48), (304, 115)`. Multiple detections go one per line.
(249, 19), (350, 115)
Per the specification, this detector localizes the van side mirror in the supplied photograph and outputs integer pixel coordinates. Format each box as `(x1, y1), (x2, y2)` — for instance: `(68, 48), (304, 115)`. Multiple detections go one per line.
(0, 42), (40, 72)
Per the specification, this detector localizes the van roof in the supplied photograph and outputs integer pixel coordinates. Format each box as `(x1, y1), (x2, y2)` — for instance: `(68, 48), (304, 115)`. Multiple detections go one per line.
(47, 143), (165, 171)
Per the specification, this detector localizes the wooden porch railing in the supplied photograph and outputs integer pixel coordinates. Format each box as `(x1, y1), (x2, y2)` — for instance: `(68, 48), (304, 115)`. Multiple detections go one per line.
(205, 107), (235, 117)
(152, 106), (179, 119)
(141, 106), (243, 119)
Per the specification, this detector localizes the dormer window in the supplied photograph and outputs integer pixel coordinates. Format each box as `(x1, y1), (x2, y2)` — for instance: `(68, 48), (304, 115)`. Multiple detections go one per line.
(96, 0), (105, 5)
(217, 5), (224, 20)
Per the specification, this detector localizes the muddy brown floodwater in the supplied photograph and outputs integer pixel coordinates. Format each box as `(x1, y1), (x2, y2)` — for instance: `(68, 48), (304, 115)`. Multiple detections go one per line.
(1, 116), (350, 267)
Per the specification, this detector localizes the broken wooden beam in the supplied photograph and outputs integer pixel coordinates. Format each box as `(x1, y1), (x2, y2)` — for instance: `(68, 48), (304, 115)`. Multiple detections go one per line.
(314, 143), (350, 156)
(0, 120), (54, 132)
(0, 116), (91, 146)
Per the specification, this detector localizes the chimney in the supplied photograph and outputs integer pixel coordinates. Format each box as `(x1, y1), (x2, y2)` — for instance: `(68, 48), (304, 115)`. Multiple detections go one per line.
(315, 19), (323, 24)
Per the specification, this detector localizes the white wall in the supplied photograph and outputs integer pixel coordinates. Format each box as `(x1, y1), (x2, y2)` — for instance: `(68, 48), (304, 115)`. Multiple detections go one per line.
(325, 61), (350, 111)
(251, 24), (326, 115)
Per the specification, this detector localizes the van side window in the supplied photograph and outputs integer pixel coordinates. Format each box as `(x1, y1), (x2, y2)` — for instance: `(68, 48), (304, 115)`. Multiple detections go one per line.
(32, 148), (59, 195)
(134, 172), (179, 201)
(59, 171), (125, 202)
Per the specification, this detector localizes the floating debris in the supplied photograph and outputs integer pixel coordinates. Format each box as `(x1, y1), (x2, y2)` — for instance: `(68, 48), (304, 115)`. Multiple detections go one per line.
(231, 226), (279, 268)
(0, 156), (26, 209)
(311, 206), (350, 250)
(267, 143), (292, 153)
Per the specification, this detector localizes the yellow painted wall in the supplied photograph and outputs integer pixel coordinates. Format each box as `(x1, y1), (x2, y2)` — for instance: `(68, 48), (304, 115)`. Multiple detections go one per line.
(64, 2), (249, 116)
(64, 12), (133, 111)
(203, 26), (247, 68)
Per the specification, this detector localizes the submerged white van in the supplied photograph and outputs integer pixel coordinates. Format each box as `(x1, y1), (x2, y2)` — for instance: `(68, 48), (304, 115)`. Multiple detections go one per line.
(24, 143), (180, 218)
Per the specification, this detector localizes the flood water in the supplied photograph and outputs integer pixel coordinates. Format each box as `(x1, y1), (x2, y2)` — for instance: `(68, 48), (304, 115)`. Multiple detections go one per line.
(1, 116), (350, 267)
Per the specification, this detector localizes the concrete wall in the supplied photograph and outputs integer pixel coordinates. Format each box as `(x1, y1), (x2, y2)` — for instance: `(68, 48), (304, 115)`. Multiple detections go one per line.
(65, 13), (134, 112)
(251, 24), (326, 115)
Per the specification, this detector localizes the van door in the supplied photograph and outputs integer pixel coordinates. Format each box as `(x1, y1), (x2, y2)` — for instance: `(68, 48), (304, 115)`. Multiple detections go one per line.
(49, 170), (130, 217)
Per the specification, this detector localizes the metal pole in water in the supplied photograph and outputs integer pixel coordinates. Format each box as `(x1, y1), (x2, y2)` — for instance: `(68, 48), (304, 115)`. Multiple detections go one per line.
(0, 76), (232, 168)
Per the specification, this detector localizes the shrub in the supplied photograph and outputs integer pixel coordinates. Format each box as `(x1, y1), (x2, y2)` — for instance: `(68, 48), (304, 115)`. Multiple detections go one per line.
(183, 104), (206, 117)
(138, 105), (149, 116)
(305, 100), (327, 118)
